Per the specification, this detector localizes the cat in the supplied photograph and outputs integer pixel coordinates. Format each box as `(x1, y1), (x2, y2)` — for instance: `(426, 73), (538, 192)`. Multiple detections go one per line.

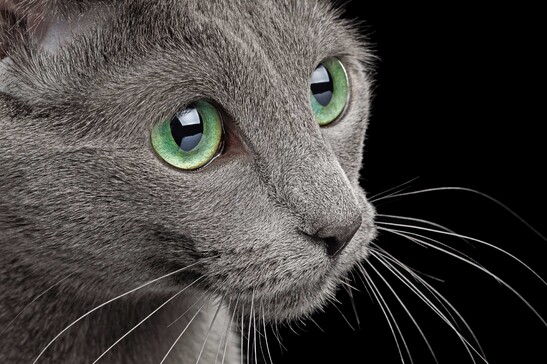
(2, 1), (545, 364)
(0, 1), (377, 363)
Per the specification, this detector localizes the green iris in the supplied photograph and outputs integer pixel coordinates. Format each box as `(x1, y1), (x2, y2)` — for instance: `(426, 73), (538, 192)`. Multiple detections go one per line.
(151, 100), (223, 170)
(310, 58), (349, 126)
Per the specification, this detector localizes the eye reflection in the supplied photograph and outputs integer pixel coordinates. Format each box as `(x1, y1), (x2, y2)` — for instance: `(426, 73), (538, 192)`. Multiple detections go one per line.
(170, 108), (203, 152)
(311, 64), (334, 106)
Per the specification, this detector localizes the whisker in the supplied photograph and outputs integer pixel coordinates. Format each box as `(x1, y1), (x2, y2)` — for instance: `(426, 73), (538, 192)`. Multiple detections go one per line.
(220, 295), (239, 364)
(375, 224), (484, 268)
(261, 305), (275, 364)
(308, 316), (325, 333)
(357, 262), (410, 364)
(295, 318), (307, 333)
(350, 265), (375, 301)
(372, 187), (547, 241)
(372, 246), (487, 359)
(377, 213), (475, 248)
(339, 278), (359, 292)
(214, 301), (231, 364)
(331, 299), (356, 331)
(343, 280), (361, 330)
(1, 272), (75, 336)
(370, 250), (488, 363)
(370, 244), (458, 327)
(371, 243), (446, 283)
(377, 221), (547, 287)
(286, 321), (299, 336)
(168, 289), (210, 327)
(195, 297), (224, 364)
(371, 250), (486, 364)
(31, 261), (203, 364)
(379, 227), (547, 327)
(368, 177), (420, 202)
(240, 305), (245, 364)
(367, 256), (439, 364)
(247, 291), (254, 364)
(270, 314), (286, 353)
(253, 299), (258, 364)
(159, 290), (216, 364)
(256, 303), (267, 364)
(92, 275), (204, 363)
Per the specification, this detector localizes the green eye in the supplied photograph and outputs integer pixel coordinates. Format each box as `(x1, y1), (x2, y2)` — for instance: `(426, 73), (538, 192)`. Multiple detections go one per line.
(151, 100), (223, 170)
(310, 58), (349, 126)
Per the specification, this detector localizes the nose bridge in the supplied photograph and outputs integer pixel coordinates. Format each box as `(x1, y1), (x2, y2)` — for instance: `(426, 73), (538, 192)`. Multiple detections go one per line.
(279, 146), (361, 235)
(255, 112), (361, 237)
(235, 66), (362, 240)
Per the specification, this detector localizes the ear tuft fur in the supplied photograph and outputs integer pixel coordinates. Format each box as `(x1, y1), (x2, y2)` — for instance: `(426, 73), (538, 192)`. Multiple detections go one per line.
(0, 0), (105, 58)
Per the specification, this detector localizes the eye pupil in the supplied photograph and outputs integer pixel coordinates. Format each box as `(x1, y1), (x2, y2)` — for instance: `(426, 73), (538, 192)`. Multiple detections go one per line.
(310, 64), (334, 107)
(170, 106), (203, 152)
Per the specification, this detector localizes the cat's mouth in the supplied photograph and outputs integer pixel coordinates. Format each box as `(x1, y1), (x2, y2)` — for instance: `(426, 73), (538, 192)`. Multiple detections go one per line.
(185, 200), (377, 322)
(214, 234), (373, 323)
(155, 192), (376, 322)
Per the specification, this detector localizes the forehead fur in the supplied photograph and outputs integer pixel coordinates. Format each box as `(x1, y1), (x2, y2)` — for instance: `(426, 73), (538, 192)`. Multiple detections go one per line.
(5, 0), (370, 116)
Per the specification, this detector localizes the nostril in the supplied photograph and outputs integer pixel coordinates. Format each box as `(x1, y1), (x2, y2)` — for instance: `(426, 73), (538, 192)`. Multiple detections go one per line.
(316, 216), (362, 258)
(323, 236), (345, 257)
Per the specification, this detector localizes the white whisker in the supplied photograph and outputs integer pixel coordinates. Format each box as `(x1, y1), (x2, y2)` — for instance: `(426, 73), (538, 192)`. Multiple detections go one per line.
(372, 187), (547, 241)
(376, 224), (484, 269)
(32, 261), (203, 364)
(370, 251), (485, 364)
(367, 256), (440, 364)
(377, 213), (475, 248)
(370, 244), (459, 327)
(240, 305), (245, 364)
(168, 289), (210, 327)
(372, 246), (487, 359)
(220, 296), (239, 364)
(255, 303), (267, 364)
(93, 275), (204, 363)
(247, 291), (255, 364)
(261, 305), (275, 364)
(368, 177), (420, 202)
(350, 266), (375, 301)
(308, 316), (324, 333)
(344, 280), (361, 330)
(214, 301), (231, 364)
(159, 293), (212, 364)
(357, 262), (410, 364)
(371, 243), (446, 283)
(379, 227), (547, 328)
(377, 221), (547, 286)
(270, 316), (286, 353)
(195, 297), (224, 364)
(332, 299), (356, 331)
(253, 299), (258, 364)
(1, 272), (75, 336)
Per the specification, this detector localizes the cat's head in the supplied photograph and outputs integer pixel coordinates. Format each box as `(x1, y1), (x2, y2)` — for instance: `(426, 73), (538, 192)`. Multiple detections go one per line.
(0, 0), (376, 322)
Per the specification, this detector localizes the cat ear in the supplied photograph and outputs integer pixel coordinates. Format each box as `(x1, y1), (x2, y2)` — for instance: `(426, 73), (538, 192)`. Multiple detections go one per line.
(1, 0), (96, 58)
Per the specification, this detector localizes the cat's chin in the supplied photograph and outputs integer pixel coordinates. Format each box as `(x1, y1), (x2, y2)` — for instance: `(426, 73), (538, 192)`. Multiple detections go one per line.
(224, 275), (341, 324)
(224, 250), (372, 323)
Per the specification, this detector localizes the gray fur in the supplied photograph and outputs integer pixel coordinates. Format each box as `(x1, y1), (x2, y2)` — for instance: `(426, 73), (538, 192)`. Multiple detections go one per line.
(0, 1), (376, 362)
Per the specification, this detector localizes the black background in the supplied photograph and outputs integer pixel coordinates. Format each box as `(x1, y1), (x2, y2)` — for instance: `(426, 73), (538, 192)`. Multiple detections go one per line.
(263, 4), (546, 364)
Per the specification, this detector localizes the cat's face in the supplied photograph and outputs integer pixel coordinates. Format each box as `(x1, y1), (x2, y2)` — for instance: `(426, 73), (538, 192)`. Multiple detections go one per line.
(1, 0), (375, 322)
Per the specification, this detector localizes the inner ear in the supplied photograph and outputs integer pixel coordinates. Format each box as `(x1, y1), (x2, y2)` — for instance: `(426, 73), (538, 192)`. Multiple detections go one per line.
(0, 3), (26, 59)
(0, 0), (93, 58)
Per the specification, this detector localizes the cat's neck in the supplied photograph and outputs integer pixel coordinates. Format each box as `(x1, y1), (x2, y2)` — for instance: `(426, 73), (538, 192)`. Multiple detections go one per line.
(0, 251), (239, 364)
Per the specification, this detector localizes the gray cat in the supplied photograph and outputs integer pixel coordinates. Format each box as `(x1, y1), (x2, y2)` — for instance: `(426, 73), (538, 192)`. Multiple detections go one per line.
(0, 1), (377, 362)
